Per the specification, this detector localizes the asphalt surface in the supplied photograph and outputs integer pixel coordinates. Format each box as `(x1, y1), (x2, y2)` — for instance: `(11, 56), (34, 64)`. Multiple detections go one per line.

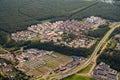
(48, 23), (120, 80)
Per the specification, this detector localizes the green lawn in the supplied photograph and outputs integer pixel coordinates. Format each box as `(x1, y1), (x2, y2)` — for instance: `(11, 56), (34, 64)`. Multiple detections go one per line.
(38, 78), (45, 80)
(62, 75), (95, 80)
(107, 39), (117, 49)
(78, 63), (93, 73)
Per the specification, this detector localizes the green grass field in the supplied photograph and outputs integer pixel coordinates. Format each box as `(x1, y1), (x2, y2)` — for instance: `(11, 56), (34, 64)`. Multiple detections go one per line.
(107, 39), (117, 49)
(62, 75), (95, 80)
(78, 63), (93, 73)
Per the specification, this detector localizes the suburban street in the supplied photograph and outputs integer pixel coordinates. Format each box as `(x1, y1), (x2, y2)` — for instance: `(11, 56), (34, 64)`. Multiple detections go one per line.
(0, 46), (10, 54)
(48, 22), (120, 80)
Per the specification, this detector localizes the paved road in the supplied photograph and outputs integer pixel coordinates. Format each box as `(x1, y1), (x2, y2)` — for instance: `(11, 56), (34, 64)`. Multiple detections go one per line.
(48, 23), (120, 80)
(0, 46), (10, 53)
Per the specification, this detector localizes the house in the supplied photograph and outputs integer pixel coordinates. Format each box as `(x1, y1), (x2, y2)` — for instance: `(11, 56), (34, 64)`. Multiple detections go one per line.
(115, 43), (120, 50)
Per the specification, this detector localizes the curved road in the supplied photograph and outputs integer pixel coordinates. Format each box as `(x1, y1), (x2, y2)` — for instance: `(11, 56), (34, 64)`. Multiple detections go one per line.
(48, 23), (120, 80)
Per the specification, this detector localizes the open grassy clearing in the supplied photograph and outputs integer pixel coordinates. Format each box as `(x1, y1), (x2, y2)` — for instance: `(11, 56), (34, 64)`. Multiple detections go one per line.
(107, 39), (117, 49)
(78, 62), (93, 73)
(62, 75), (95, 80)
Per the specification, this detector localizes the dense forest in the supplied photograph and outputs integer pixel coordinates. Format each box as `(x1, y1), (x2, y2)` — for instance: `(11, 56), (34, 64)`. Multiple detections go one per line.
(25, 41), (97, 58)
(0, 31), (10, 45)
(0, 0), (120, 47)
(0, 0), (120, 33)
(98, 50), (120, 72)
(87, 25), (110, 38)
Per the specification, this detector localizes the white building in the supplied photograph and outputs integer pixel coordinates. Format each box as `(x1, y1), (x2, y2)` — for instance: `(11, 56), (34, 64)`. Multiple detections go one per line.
(100, 0), (114, 3)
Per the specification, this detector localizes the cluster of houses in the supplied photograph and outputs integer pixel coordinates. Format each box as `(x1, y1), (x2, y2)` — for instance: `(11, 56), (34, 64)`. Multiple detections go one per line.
(40, 33), (96, 48)
(2, 16), (109, 79)
(11, 16), (105, 48)
(0, 53), (15, 63)
(86, 16), (106, 26)
(11, 31), (37, 42)
(93, 62), (118, 80)
(64, 37), (95, 48)
(27, 20), (94, 34)
(0, 58), (16, 79)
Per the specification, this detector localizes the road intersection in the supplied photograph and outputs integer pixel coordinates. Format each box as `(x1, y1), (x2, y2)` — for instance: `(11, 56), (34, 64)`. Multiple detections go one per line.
(46, 22), (120, 80)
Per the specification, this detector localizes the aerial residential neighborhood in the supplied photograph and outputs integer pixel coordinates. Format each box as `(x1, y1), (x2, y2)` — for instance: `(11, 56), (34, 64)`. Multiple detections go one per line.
(0, 0), (120, 80)
(1, 15), (120, 80)
(11, 16), (105, 48)
(11, 31), (37, 42)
